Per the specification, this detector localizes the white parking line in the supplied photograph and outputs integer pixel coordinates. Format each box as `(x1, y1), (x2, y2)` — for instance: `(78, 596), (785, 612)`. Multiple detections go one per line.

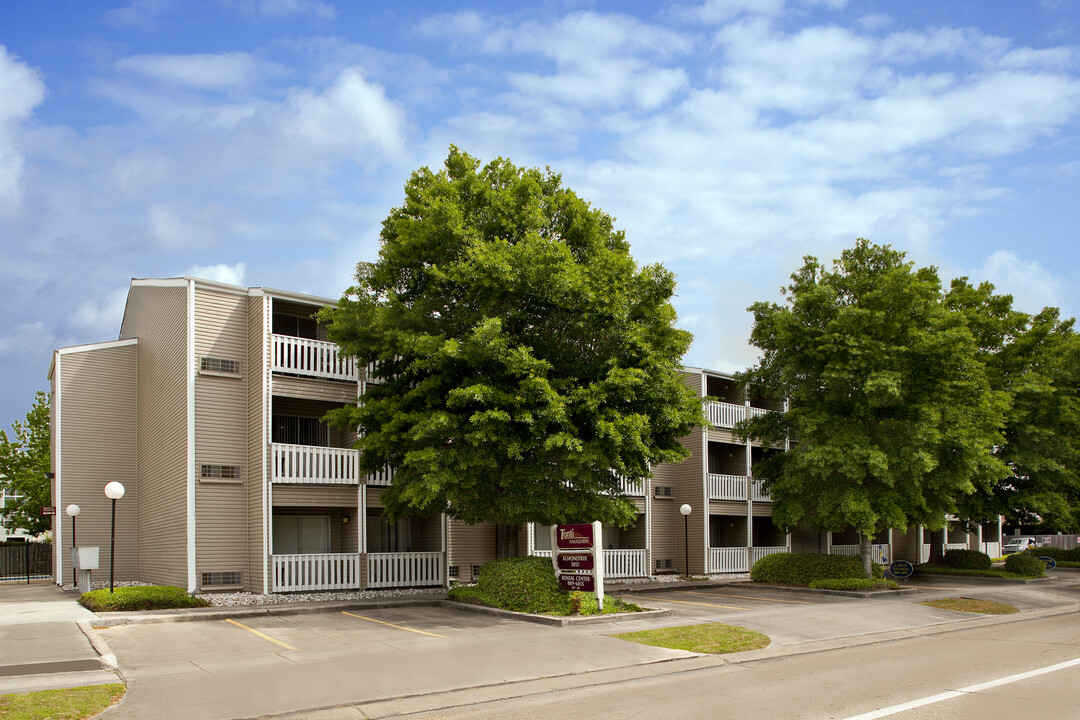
(840, 657), (1080, 720)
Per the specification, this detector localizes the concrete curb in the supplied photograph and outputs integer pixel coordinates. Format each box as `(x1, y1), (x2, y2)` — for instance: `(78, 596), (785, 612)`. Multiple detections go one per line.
(439, 600), (673, 626)
(76, 620), (121, 676)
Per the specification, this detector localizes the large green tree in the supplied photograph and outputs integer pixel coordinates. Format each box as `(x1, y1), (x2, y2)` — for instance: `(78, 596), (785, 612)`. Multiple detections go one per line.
(737, 240), (1010, 575)
(0, 391), (52, 537)
(948, 279), (1080, 531)
(321, 147), (701, 537)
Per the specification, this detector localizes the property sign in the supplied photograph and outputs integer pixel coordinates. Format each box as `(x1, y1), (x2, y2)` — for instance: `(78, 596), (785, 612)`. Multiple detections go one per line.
(556, 524), (595, 549)
(1037, 556), (1057, 570)
(888, 560), (914, 579)
(557, 552), (594, 571)
(558, 573), (596, 592)
(40, 506), (56, 516)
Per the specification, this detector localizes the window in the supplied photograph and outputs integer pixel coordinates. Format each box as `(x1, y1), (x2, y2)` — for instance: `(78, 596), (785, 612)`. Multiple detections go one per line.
(272, 313), (319, 340)
(200, 357), (240, 375)
(200, 465), (240, 481)
(273, 516), (331, 555)
(367, 515), (413, 553)
(272, 415), (328, 446)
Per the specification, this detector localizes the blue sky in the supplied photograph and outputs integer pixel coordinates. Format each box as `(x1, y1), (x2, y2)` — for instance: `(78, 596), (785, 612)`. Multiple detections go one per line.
(2, 0), (1080, 424)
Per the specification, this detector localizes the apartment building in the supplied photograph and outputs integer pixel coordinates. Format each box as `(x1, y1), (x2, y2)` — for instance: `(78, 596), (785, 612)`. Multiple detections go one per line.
(49, 278), (999, 593)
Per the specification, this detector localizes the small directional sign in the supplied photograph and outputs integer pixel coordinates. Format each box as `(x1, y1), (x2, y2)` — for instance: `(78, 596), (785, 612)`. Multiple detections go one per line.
(40, 506), (56, 516)
(1037, 556), (1057, 570)
(888, 560), (914, 579)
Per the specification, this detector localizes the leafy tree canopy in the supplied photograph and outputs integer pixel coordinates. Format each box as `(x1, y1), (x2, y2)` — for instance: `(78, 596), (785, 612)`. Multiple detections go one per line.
(321, 147), (701, 527)
(737, 240), (1010, 558)
(0, 391), (52, 537)
(948, 279), (1080, 531)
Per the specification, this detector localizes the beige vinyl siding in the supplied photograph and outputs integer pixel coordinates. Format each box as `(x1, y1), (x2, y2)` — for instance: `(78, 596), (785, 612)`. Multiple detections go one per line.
(272, 485), (357, 507)
(55, 343), (139, 584)
(448, 520), (496, 580)
(706, 427), (739, 445)
(750, 502), (774, 517)
(272, 375), (358, 405)
(789, 524), (826, 554)
(193, 285), (250, 590)
(246, 294), (268, 592)
(681, 369), (703, 398)
(673, 428), (706, 574)
(649, 462), (678, 571)
(120, 284), (189, 587)
(710, 500), (748, 515)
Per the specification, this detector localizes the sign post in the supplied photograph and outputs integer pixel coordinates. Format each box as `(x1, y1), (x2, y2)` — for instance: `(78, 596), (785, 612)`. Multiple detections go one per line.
(552, 521), (604, 608)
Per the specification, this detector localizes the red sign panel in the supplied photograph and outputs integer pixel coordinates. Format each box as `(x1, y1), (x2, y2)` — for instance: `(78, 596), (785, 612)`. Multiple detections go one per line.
(40, 506), (56, 516)
(558, 573), (595, 592)
(555, 523), (594, 549)
(557, 552), (594, 571)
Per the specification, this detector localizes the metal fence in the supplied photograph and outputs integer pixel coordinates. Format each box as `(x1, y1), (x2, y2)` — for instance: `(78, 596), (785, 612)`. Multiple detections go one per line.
(0, 542), (52, 583)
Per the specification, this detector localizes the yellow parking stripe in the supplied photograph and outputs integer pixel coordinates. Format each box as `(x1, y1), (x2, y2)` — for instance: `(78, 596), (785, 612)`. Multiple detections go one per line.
(342, 611), (444, 637)
(681, 590), (815, 605)
(225, 618), (298, 651)
(620, 595), (750, 611)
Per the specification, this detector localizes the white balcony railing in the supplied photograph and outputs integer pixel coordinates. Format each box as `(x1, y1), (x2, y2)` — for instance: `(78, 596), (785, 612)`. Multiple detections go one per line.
(709, 547), (749, 573)
(272, 334), (357, 382)
(366, 552), (444, 588)
(707, 473), (748, 501)
(705, 401), (773, 429)
(617, 477), (646, 497)
(750, 546), (788, 564)
(272, 553), (361, 592)
(945, 542), (968, 551)
(830, 544), (890, 565)
(366, 464), (395, 486)
(750, 477), (771, 502)
(981, 542), (1001, 557)
(272, 444), (358, 484)
(529, 549), (648, 578)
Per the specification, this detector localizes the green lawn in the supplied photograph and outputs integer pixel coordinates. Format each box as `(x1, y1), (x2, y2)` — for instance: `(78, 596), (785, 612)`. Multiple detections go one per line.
(0, 684), (124, 720)
(613, 623), (770, 654)
(920, 597), (1019, 615)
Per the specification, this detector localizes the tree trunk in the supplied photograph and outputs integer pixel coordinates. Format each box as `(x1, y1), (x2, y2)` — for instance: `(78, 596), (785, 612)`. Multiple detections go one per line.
(859, 533), (873, 578)
(928, 528), (945, 564)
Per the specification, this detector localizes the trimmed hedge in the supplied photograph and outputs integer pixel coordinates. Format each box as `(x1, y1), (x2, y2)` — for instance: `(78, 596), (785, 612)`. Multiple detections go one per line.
(79, 585), (211, 612)
(1003, 551), (1047, 577)
(809, 578), (899, 592)
(750, 552), (884, 586)
(1025, 547), (1080, 562)
(943, 549), (992, 570)
(469, 556), (570, 614)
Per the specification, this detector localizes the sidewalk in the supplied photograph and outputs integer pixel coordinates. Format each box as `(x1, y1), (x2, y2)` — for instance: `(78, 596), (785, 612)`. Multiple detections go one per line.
(0, 581), (120, 695)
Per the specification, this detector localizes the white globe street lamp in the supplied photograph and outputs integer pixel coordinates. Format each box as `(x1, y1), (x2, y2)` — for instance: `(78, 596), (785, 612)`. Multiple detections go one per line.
(104, 482), (125, 593)
(680, 504), (692, 578)
(65, 504), (81, 588)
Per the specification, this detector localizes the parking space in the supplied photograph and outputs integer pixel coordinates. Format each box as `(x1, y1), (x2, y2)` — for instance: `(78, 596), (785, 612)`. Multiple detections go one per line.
(613, 584), (834, 617)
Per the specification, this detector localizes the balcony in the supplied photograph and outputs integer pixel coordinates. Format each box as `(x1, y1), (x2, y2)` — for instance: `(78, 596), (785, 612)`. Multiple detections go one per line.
(831, 543), (890, 565)
(705, 401), (770, 429)
(272, 444), (358, 485)
(272, 553), (362, 592)
(272, 334), (357, 382)
(530, 549), (649, 578)
(750, 477), (771, 502)
(707, 473), (748, 501)
(366, 552), (444, 588)
(708, 547), (749, 573)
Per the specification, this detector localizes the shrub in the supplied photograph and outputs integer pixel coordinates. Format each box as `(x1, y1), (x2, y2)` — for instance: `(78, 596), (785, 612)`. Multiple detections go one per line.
(1003, 551), (1047, 577)
(471, 556), (572, 614)
(808, 578), (899, 591)
(750, 552), (882, 586)
(80, 585), (211, 612)
(1027, 547), (1080, 562)
(943, 549), (992, 570)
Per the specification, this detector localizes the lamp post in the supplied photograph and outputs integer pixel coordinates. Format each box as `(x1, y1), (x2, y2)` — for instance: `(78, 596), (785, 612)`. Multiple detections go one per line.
(680, 504), (692, 579)
(65, 504), (80, 588)
(104, 482), (125, 593)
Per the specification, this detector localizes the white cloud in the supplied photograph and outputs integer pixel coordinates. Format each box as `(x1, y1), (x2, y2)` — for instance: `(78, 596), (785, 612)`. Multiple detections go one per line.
(222, 0), (336, 20)
(71, 287), (129, 338)
(667, 0), (784, 25)
(0, 46), (47, 214)
(184, 262), (247, 286)
(977, 251), (1070, 315)
(115, 52), (283, 90)
(103, 0), (172, 29)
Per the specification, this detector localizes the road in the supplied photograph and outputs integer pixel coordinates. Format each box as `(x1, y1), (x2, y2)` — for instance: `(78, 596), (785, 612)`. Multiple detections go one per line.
(406, 612), (1080, 720)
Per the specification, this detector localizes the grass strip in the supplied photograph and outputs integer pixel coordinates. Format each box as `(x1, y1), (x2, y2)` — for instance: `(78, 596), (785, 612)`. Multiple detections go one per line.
(613, 622), (770, 654)
(0, 684), (124, 720)
(920, 597), (1019, 615)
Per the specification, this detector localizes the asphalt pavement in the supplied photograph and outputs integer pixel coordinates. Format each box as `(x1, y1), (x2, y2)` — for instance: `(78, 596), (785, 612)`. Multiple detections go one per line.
(0, 571), (1077, 720)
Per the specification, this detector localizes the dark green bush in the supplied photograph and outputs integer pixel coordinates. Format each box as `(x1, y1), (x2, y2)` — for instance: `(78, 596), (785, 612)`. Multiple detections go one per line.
(79, 585), (211, 612)
(808, 578), (899, 591)
(1027, 547), (1080, 562)
(750, 553), (882, 586)
(943, 549), (992, 570)
(470, 556), (572, 614)
(1003, 551), (1047, 577)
